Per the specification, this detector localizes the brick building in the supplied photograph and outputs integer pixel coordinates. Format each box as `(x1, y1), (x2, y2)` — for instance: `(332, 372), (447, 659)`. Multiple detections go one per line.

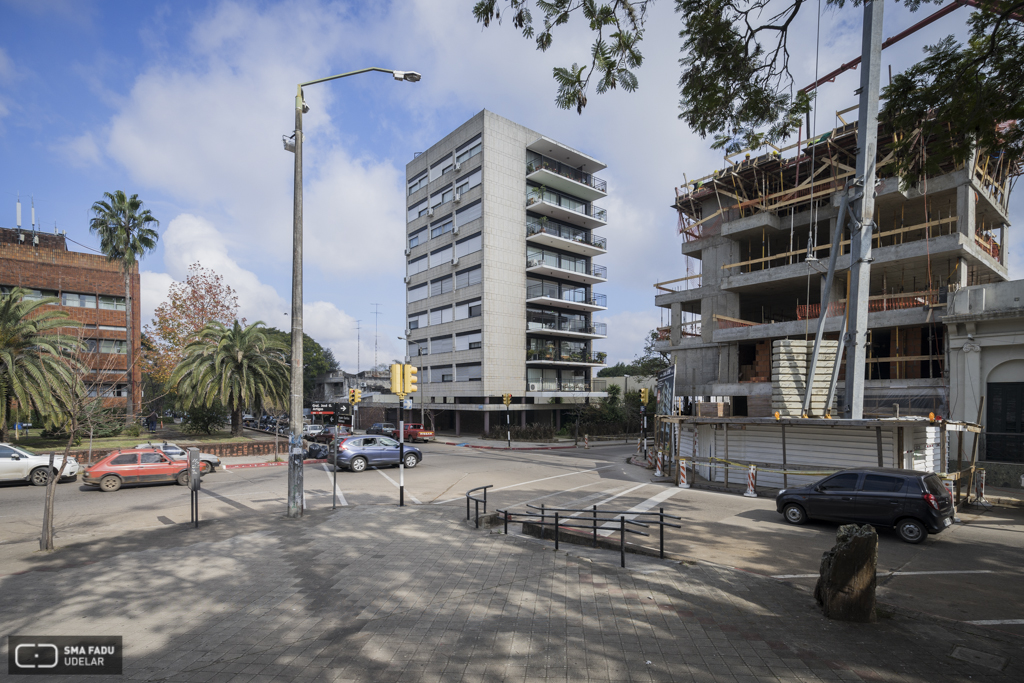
(0, 226), (141, 413)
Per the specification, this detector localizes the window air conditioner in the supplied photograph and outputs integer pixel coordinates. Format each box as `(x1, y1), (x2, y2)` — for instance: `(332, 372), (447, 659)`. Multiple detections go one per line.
(404, 246), (411, 255)
(453, 162), (461, 172)
(427, 207), (434, 217)
(404, 276), (411, 284)
(451, 257), (459, 266)
(528, 383), (539, 392)
(453, 193), (461, 204)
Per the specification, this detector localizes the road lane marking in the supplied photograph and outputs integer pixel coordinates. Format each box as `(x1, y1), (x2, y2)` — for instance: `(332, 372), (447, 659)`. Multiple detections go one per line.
(321, 464), (347, 506)
(432, 465), (616, 504)
(507, 483), (623, 510)
(965, 619), (1024, 625)
(376, 470), (422, 504)
(587, 487), (685, 535)
(567, 483), (649, 519)
(772, 569), (997, 579)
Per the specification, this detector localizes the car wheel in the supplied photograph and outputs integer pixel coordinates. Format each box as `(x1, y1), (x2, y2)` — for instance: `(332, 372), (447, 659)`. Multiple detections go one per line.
(349, 456), (367, 473)
(199, 461), (213, 474)
(176, 471), (190, 487)
(29, 467), (52, 487)
(404, 454), (418, 469)
(783, 503), (807, 525)
(99, 475), (122, 492)
(896, 518), (927, 544)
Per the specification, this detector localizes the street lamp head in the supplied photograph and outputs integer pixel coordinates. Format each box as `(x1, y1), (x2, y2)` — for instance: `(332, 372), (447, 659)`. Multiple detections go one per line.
(393, 71), (422, 83)
(282, 134), (296, 153)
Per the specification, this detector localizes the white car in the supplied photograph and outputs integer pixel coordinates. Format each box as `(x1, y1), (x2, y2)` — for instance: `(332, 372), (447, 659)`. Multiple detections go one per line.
(0, 443), (80, 486)
(302, 425), (324, 438)
(136, 442), (222, 473)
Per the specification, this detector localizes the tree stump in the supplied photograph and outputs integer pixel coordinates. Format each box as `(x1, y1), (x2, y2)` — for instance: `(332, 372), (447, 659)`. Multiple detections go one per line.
(814, 524), (877, 622)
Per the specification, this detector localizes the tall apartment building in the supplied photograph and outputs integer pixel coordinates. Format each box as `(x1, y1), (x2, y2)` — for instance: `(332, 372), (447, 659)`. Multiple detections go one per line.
(1, 226), (141, 413)
(405, 110), (609, 434)
(654, 119), (1016, 419)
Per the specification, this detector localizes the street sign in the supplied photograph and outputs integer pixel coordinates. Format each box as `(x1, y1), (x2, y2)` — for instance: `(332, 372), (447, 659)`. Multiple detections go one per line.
(403, 398), (412, 410)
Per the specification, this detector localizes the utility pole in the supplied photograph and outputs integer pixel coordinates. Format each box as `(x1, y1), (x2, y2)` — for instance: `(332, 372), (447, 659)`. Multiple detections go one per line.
(355, 320), (361, 375)
(843, 0), (884, 419)
(287, 85), (306, 519)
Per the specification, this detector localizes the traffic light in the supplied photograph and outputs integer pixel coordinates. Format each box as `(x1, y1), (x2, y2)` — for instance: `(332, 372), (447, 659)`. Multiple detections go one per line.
(502, 393), (512, 406)
(349, 388), (361, 404)
(403, 364), (418, 393)
(390, 363), (403, 394)
(640, 388), (649, 405)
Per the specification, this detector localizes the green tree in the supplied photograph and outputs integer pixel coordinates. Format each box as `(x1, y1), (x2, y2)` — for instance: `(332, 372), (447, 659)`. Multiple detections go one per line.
(0, 288), (85, 442)
(171, 320), (290, 437)
(89, 191), (160, 423)
(472, 0), (1024, 185)
(266, 329), (339, 403)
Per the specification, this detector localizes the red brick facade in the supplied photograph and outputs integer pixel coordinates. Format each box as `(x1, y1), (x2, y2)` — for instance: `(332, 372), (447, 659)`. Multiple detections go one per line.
(0, 227), (142, 414)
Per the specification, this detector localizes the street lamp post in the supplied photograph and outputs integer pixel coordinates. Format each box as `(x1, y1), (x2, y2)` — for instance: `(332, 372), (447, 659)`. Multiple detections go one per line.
(285, 68), (420, 519)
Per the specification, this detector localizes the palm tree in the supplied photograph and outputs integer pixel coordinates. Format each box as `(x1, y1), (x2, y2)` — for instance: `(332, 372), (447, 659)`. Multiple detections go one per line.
(0, 288), (85, 442)
(89, 191), (160, 423)
(171, 320), (289, 437)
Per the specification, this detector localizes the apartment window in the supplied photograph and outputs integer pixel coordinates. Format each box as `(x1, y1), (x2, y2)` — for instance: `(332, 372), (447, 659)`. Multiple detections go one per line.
(456, 331), (482, 351)
(456, 200), (482, 225)
(99, 339), (127, 354)
(408, 283), (428, 304)
(98, 325), (126, 332)
(431, 335), (453, 354)
(408, 311), (428, 330)
(99, 295), (126, 311)
(407, 255), (428, 276)
(455, 169), (482, 197)
(429, 245), (453, 268)
(429, 306), (453, 326)
(430, 186), (454, 208)
(409, 339), (427, 357)
(527, 278), (559, 300)
(407, 199), (427, 223)
(457, 363), (482, 382)
(429, 154), (453, 182)
(408, 227), (426, 249)
(455, 298), (482, 320)
(455, 135), (482, 165)
(62, 292), (96, 308)
(430, 276), (452, 297)
(455, 232), (482, 258)
(430, 365), (453, 383)
(20, 288), (58, 302)
(431, 216), (453, 239)
(83, 339), (98, 353)
(408, 171), (428, 196)
(455, 266), (482, 290)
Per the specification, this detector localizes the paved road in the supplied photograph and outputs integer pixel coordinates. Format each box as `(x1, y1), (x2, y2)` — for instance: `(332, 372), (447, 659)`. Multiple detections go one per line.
(2, 442), (1021, 634)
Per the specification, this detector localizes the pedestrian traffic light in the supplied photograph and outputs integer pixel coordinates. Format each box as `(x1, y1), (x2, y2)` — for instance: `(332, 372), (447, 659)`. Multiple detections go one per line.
(403, 364), (418, 393)
(390, 363), (403, 394)
(503, 393), (512, 406)
(640, 388), (649, 405)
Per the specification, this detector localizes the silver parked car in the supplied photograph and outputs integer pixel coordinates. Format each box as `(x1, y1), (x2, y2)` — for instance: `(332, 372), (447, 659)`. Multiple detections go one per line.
(0, 443), (80, 486)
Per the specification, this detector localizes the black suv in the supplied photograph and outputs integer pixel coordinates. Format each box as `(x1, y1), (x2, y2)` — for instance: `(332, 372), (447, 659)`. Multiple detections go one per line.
(366, 423), (396, 437)
(776, 467), (954, 544)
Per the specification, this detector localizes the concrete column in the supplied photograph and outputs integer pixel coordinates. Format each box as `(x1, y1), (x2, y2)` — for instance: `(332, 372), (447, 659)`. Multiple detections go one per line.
(670, 302), (682, 345)
(955, 257), (969, 289)
(963, 341), (982, 425)
(956, 184), (975, 239)
(455, 411), (461, 436)
(521, 410), (526, 428)
(483, 410), (489, 433)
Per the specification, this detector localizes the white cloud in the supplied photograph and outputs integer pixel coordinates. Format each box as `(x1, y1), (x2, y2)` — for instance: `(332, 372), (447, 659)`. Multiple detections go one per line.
(51, 131), (102, 167)
(139, 270), (174, 331)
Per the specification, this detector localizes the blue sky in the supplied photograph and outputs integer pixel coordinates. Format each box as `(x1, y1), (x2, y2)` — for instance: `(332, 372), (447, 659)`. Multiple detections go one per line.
(1, 0), (1018, 371)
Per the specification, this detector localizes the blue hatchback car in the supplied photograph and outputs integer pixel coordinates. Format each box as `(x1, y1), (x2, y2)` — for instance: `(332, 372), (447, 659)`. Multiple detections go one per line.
(328, 436), (422, 472)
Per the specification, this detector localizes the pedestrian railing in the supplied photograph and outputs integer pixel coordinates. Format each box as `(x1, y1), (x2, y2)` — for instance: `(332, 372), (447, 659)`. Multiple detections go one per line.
(466, 485), (493, 528)
(497, 504), (681, 568)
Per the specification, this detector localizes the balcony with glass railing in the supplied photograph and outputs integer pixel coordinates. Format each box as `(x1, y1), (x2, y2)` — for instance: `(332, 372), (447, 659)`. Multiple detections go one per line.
(526, 254), (607, 285)
(527, 186), (607, 229)
(526, 349), (608, 366)
(525, 379), (608, 394)
(526, 284), (607, 312)
(526, 217), (607, 257)
(527, 312), (607, 339)
(526, 152), (607, 201)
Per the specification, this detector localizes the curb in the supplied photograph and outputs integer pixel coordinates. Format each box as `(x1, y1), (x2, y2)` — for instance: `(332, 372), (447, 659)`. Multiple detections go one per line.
(224, 458), (328, 470)
(438, 441), (583, 451)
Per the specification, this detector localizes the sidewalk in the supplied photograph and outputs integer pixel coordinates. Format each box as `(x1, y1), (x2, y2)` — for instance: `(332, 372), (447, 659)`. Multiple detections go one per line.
(1, 502), (1018, 681)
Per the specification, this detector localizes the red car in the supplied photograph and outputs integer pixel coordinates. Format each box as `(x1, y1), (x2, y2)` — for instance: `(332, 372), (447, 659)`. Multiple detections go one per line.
(82, 448), (196, 492)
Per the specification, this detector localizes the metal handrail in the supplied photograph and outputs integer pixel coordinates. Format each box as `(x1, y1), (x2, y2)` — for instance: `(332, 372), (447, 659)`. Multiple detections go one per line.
(466, 485), (493, 528)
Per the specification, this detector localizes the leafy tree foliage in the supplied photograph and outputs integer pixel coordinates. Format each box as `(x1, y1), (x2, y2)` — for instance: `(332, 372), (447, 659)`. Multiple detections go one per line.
(180, 402), (228, 436)
(473, 0), (1023, 184)
(171, 321), (290, 437)
(266, 329), (340, 403)
(597, 329), (669, 377)
(0, 288), (85, 442)
(143, 263), (241, 383)
(89, 190), (159, 422)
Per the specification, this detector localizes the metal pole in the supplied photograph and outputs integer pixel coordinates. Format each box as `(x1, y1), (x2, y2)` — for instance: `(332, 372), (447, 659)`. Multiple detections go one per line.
(592, 505), (598, 547)
(332, 435), (338, 509)
(554, 511), (560, 550)
(288, 86), (305, 519)
(507, 403), (511, 449)
(399, 394), (405, 507)
(659, 507), (665, 559)
(620, 516), (626, 568)
(844, 0), (885, 419)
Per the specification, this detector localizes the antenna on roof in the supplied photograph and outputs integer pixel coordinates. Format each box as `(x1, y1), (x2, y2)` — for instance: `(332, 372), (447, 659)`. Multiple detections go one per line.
(31, 195), (36, 231)
(16, 192), (21, 229)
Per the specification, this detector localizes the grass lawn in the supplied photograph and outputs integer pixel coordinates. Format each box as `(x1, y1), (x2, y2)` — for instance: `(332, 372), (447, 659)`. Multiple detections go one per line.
(8, 423), (258, 453)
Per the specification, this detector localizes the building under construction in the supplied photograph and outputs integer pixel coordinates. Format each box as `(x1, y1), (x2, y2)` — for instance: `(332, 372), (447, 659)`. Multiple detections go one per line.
(654, 114), (1017, 420)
